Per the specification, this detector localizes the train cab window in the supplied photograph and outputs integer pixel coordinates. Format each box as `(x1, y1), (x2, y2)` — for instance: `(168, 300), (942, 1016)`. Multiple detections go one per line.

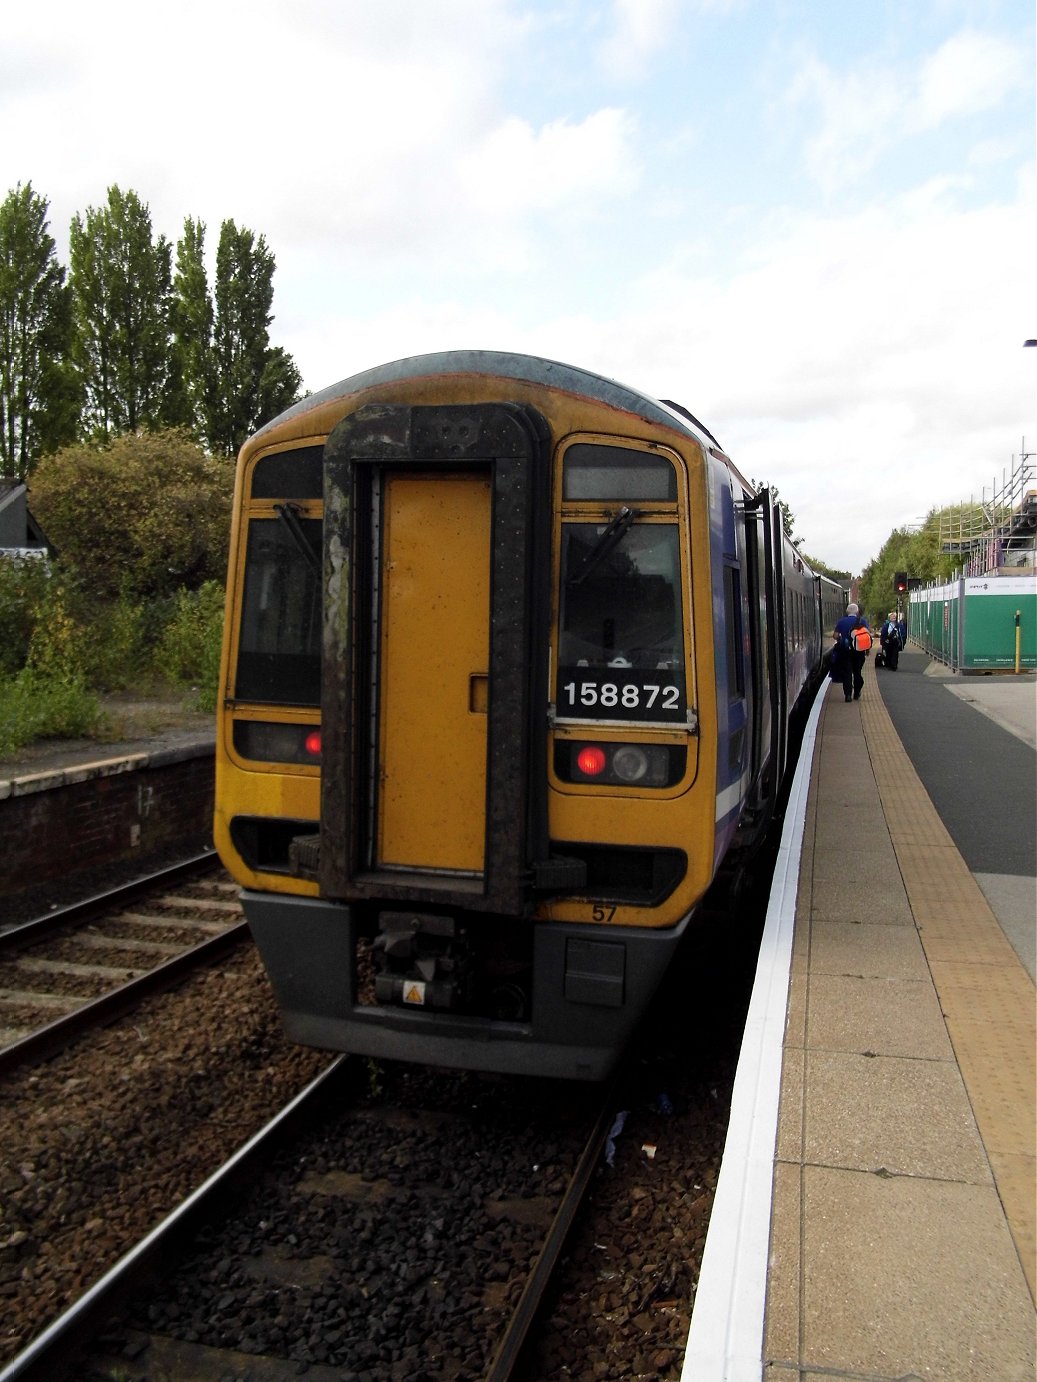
(558, 540), (686, 721)
(560, 524), (682, 668)
(557, 441), (687, 724)
(250, 447), (323, 499)
(563, 443), (677, 501)
(235, 516), (322, 705)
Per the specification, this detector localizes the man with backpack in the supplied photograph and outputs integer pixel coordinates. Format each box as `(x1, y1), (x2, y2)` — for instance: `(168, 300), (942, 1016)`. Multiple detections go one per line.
(832, 602), (871, 702)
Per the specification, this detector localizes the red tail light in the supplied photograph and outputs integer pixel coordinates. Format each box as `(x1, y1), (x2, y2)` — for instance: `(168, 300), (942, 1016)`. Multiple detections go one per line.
(559, 741), (684, 786)
(576, 745), (607, 776)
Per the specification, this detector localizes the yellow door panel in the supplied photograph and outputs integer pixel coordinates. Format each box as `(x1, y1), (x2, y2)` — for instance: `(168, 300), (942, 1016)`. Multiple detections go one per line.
(377, 472), (491, 872)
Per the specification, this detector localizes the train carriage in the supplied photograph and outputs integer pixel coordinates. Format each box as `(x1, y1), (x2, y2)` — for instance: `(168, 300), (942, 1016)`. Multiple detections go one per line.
(214, 351), (843, 1079)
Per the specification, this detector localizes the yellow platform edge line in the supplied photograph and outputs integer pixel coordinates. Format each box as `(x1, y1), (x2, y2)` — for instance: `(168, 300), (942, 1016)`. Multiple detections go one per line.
(860, 680), (1036, 1304)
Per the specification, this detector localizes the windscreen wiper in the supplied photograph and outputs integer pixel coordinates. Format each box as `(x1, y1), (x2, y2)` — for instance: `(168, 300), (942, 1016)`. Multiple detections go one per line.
(567, 506), (640, 586)
(274, 502), (322, 578)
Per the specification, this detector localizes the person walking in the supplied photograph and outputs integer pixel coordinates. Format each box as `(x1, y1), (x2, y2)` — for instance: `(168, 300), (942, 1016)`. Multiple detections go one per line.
(833, 602), (871, 701)
(879, 611), (903, 670)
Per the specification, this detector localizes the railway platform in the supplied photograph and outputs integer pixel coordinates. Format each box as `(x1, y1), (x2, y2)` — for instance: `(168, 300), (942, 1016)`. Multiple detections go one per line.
(685, 650), (1036, 1380)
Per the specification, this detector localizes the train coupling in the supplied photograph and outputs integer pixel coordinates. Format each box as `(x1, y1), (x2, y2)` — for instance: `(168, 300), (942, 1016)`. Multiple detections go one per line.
(373, 911), (473, 1011)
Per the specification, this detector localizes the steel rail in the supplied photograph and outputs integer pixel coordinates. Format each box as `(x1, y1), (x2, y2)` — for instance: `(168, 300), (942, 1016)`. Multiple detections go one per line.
(0, 1056), (357, 1382)
(0, 848), (220, 950)
(0, 920), (250, 1077)
(485, 1067), (627, 1381)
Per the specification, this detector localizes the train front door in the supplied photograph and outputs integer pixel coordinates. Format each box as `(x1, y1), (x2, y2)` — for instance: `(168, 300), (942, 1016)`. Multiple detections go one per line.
(377, 471), (491, 873)
(321, 400), (552, 914)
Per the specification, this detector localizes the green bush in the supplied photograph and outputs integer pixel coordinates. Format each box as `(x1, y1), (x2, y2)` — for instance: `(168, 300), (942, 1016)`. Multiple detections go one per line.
(72, 592), (150, 692)
(0, 667), (103, 756)
(153, 581), (225, 711)
(28, 429), (234, 601)
(0, 562), (226, 752)
(0, 556), (52, 677)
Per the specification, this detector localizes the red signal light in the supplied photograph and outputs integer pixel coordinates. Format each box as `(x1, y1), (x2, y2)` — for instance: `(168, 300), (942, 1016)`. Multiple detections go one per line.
(576, 745), (607, 777)
(304, 730), (322, 759)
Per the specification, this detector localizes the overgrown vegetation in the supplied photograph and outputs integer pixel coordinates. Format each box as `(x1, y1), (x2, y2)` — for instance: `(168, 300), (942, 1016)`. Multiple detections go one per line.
(855, 508), (957, 623)
(0, 554), (225, 756)
(29, 428), (233, 599)
(0, 430), (228, 757)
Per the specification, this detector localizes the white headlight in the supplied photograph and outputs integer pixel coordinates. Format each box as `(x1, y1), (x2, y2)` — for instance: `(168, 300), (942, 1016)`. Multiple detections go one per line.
(611, 745), (649, 782)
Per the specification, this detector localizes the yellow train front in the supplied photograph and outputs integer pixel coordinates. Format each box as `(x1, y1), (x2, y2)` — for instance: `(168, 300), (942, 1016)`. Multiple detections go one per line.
(215, 351), (825, 1079)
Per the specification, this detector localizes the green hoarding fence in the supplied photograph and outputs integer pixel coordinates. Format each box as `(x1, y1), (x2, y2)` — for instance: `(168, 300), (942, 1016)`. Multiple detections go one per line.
(908, 576), (1037, 671)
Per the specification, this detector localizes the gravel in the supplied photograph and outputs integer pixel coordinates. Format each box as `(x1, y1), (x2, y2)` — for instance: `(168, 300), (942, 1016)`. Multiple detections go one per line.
(0, 946), (328, 1366)
(1, 886), (754, 1380)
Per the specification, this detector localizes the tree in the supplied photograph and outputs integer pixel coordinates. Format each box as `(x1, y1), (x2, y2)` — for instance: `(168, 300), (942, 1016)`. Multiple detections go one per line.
(751, 478), (800, 545)
(206, 220), (301, 455)
(855, 510), (959, 622)
(0, 184), (79, 479)
(69, 186), (173, 437)
(28, 429), (234, 600)
(803, 553), (852, 585)
(166, 216), (214, 439)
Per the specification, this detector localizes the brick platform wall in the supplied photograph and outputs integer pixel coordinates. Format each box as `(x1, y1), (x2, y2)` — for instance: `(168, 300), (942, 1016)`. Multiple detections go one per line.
(0, 744), (215, 895)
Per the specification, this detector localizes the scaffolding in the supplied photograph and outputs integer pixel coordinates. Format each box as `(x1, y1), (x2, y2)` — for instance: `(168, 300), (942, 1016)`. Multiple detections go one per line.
(938, 441), (1036, 577)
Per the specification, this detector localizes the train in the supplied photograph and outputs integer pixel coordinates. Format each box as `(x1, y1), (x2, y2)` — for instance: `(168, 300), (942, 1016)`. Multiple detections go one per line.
(213, 351), (845, 1080)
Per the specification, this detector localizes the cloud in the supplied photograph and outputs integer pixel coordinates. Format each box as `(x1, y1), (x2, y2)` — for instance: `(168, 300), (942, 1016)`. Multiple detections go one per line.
(286, 170), (1034, 574)
(597, 0), (684, 77)
(789, 55), (905, 192)
(912, 29), (1030, 128)
(456, 108), (640, 216)
(3, 0), (1031, 579)
(789, 26), (1030, 195)
(4, 0), (644, 285)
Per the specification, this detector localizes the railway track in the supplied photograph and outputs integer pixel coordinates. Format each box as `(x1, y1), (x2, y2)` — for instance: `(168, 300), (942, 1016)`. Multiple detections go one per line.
(1, 1057), (625, 1382)
(0, 853), (248, 1074)
(0, 853), (765, 1380)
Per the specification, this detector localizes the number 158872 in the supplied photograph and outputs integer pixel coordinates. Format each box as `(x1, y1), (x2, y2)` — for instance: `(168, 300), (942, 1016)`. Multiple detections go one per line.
(560, 681), (681, 712)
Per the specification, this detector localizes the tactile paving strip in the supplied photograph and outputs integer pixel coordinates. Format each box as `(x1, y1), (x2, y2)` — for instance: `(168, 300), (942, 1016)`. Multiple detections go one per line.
(861, 684), (1037, 1301)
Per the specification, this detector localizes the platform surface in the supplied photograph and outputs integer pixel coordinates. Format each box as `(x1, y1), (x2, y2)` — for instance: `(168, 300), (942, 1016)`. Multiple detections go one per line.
(764, 652), (1036, 1380)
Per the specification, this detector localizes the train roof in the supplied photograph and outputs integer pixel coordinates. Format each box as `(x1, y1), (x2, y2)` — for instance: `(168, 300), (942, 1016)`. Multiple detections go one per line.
(255, 349), (723, 452)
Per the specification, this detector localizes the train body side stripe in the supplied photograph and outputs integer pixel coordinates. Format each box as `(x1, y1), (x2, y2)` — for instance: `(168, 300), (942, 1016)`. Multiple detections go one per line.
(715, 770), (750, 824)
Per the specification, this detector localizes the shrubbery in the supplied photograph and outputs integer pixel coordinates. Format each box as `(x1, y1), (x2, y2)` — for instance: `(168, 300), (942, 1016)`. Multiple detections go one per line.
(0, 668), (103, 757)
(154, 581), (226, 712)
(0, 428), (231, 756)
(0, 564), (104, 754)
(28, 429), (233, 600)
(0, 555), (49, 677)
(0, 559), (225, 755)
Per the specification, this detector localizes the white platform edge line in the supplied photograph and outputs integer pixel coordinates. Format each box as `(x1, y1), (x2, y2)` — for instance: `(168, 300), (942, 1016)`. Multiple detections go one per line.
(681, 681), (826, 1381)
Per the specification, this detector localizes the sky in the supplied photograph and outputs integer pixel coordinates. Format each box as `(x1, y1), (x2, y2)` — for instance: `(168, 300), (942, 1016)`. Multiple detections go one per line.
(2, 0), (1034, 573)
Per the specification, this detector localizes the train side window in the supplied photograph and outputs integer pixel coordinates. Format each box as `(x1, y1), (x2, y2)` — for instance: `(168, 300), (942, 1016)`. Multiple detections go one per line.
(235, 517), (322, 705)
(724, 564), (745, 698)
(563, 443), (677, 501)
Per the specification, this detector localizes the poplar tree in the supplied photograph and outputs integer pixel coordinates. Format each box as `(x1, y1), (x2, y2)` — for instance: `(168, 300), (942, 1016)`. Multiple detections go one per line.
(167, 216), (214, 438)
(0, 184), (78, 479)
(206, 220), (301, 456)
(69, 186), (172, 437)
